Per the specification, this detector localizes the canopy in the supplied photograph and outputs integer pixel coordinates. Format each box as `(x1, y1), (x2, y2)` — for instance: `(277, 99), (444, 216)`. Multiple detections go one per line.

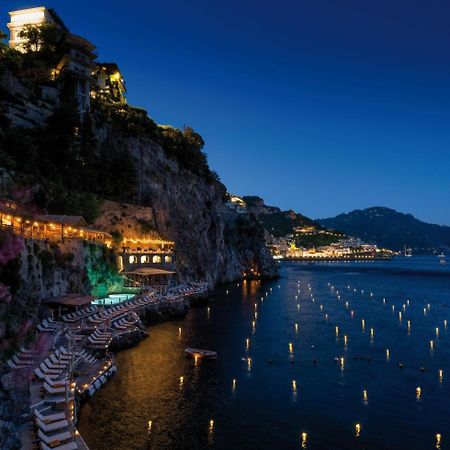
(44, 294), (95, 306)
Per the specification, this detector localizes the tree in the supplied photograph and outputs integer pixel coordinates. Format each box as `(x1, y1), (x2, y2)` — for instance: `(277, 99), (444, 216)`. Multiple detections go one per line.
(18, 23), (64, 54)
(0, 29), (7, 53)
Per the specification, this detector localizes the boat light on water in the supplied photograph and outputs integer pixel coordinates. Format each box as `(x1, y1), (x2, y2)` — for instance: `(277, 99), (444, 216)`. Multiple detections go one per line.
(363, 390), (368, 402)
(335, 326), (339, 336)
(361, 319), (365, 330)
(416, 387), (421, 399)
(355, 423), (361, 437)
(292, 380), (297, 391)
(301, 432), (307, 448)
(436, 433), (442, 448)
(232, 378), (237, 390)
(386, 349), (390, 359)
(289, 342), (294, 353)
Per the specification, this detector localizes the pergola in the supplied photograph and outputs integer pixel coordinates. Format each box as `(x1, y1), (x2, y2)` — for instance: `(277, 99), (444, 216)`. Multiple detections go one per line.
(123, 267), (175, 292)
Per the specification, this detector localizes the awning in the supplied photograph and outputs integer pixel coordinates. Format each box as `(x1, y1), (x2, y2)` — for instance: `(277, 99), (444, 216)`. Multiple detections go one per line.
(124, 268), (175, 276)
(44, 294), (96, 306)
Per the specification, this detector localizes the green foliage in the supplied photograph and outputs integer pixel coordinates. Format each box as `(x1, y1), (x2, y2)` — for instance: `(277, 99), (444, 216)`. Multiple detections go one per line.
(85, 245), (123, 297)
(2, 24), (66, 88)
(137, 219), (155, 234)
(110, 230), (123, 246)
(294, 233), (342, 249)
(258, 211), (319, 238)
(18, 23), (63, 54)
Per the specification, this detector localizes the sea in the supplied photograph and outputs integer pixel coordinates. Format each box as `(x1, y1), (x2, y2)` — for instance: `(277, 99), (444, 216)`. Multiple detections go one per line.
(78, 256), (450, 450)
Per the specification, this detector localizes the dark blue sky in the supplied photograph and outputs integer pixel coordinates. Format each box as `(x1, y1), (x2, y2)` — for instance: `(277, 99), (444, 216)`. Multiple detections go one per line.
(3, 1), (450, 224)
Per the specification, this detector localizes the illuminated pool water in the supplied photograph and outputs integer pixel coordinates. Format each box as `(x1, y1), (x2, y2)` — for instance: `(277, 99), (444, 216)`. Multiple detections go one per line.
(92, 293), (135, 306)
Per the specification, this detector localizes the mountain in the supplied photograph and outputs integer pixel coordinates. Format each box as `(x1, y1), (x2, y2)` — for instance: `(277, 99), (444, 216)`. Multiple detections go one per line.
(318, 207), (450, 253)
(243, 196), (319, 237)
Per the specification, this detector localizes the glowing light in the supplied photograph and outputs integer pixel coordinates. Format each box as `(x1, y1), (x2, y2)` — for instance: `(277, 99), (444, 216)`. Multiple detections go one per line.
(361, 319), (365, 330)
(398, 312), (402, 322)
(363, 390), (368, 401)
(345, 302), (349, 308)
(355, 423), (361, 437)
(435, 327), (440, 336)
(439, 369), (443, 382)
(386, 349), (390, 359)
(335, 326), (339, 336)
(209, 419), (214, 429)
(289, 342), (294, 353)
(246, 338), (250, 350)
(295, 323), (299, 332)
(344, 335), (348, 345)
(430, 340), (435, 350)
(407, 320), (411, 331)
(178, 327), (182, 336)
(232, 378), (236, 391)
(416, 386), (421, 399)
(436, 433), (442, 449)
(147, 420), (152, 432)
(301, 432), (307, 449)
(444, 320), (448, 328)
(297, 303), (300, 310)
(179, 376), (184, 388)
(320, 304), (323, 311)
(392, 305), (395, 312)
(292, 379), (297, 391)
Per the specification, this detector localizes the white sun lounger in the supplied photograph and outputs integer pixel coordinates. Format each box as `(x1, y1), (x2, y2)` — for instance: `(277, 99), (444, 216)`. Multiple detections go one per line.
(36, 417), (69, 433)
(38, 429), (73, 446)
(40, 441), (78, 450)
(34, 408), (66, 424)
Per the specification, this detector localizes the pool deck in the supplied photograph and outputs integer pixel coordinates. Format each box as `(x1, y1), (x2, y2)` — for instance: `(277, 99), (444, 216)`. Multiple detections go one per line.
(9, 283), (211, 450)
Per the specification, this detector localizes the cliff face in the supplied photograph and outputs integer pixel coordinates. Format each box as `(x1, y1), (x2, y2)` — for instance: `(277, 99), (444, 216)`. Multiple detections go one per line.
(92, 131), (278, 283)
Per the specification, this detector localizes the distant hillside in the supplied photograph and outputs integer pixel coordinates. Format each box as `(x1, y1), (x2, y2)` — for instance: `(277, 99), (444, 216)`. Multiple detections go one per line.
(318, 207), (450, 253)
(243, 196), (319, 237)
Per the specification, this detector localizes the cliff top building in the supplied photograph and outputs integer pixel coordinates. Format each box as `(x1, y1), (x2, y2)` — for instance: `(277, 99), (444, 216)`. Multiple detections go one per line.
(7, 6), (97, 113)
(93, 63), (127, 103)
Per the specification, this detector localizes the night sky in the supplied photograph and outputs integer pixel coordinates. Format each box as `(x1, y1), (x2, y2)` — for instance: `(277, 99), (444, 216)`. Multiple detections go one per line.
(3, 1), (450, 224)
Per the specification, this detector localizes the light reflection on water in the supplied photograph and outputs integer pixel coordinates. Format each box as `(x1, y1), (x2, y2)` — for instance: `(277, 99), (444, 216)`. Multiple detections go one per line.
(79, 257), (450, 449)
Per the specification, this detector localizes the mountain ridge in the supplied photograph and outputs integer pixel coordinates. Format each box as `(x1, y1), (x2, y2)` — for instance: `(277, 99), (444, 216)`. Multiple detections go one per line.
(318, 206), (450, 253)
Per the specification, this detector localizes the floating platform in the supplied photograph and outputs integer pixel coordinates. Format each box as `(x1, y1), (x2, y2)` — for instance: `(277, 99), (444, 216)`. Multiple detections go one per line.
(185, 348), (217, 359)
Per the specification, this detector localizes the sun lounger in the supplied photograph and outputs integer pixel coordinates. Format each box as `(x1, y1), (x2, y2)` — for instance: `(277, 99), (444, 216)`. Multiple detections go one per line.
(36, 417), (69, 432)
(39, 363), (61, 375)
(38, 429), (73, 446)
(34, 408), (66, 424)
(40, 441), (77, 450)
(43, 382), (66, 395)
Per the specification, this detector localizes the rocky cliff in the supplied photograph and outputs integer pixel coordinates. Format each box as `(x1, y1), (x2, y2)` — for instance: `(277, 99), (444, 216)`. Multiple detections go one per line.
(91, 127), (278, 283)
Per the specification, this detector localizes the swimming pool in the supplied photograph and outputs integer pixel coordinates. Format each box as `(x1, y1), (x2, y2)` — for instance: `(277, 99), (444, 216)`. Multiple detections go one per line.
(93, 293), (135, 306)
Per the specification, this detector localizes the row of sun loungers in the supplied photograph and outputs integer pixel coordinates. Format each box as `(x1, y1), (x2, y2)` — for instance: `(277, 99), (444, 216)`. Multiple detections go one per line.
(61, 305), (99, 322)
(34, 407), (77, 450)
(37, 318), (60, 332)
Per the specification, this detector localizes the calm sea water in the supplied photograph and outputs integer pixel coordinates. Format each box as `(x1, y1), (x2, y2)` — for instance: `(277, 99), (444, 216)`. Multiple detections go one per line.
(79, 257), (450, 450)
